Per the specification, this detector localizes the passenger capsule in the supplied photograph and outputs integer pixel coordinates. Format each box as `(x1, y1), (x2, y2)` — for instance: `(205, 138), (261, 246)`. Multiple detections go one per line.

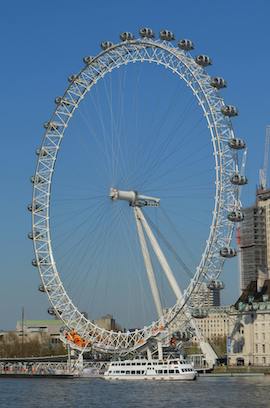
(55, 97), (71, 106)
(228, 138), (246, 150)
(28, 231), (43, 240)
(227, 210), (244, 222)
(30, 175), (44, 184)
(38, 284), (46, 293)
(120, 32), (134, 41)
(27, 203), (42, 212)
(39, 284), (51, 293)
(68, 75), (88, 86)
(83, 56), (93, 65)
(191, 308), (208, 319)
(32, 258), (38, 267)
(68, 74), (76, 83)
(139, 27), (155, 38)
(195, 55), (212, 67)
(43, 121), (59, 131)
(220, 247), (237, 258)
(36, 147), (48, 157)
(100, 41), (113, 50)
(47, 307), (56, 316)
(32, 257), (47, 267)
(178, 39), (194, 51)
(159, 30), (175, 41)
(207, 280), (225, 290)
(28, 231), (39, 240)
(221, 105), (238, 117)
(210, 77), (227, 89)
(230, 173), (248, 185)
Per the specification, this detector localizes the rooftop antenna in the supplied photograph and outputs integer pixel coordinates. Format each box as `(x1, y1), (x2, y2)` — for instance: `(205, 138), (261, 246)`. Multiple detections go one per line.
(259, 126), (270, 190)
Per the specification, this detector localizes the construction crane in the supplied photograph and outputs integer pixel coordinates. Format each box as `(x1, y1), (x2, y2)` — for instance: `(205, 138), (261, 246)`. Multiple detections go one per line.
(259, 126), (270, 190)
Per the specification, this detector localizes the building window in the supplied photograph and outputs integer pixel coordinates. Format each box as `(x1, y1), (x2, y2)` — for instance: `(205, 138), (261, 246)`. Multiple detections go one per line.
(262, 344), (266, 353)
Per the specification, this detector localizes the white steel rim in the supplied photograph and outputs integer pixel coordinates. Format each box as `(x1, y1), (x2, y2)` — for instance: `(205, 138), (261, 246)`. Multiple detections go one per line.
(31, 37), (240, 353)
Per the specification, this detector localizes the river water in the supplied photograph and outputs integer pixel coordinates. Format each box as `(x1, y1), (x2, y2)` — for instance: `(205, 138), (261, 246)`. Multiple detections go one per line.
(0, 376), (269, 408)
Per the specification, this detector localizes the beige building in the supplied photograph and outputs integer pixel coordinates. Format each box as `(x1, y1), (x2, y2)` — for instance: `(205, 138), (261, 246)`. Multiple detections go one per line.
(228, 278), (270, 366)
(16, 319), (63, 345)
(192, 306), (232, 343)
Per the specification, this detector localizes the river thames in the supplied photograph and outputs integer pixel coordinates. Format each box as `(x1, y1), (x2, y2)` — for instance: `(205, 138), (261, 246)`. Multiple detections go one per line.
(0, 376), (269, 408)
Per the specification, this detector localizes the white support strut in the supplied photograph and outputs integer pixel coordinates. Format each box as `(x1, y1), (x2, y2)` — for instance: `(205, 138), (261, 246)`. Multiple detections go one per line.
(134, 207), (163, 318)
(136, 207), (183, 300)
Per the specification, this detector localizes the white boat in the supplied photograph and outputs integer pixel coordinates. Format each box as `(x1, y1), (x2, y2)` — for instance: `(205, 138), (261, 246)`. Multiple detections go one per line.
(104, 358), (197, 381)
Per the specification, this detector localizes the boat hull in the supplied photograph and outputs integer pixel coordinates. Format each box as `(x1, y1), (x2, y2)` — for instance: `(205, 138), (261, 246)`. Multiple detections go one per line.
(104, 373), (197, 381)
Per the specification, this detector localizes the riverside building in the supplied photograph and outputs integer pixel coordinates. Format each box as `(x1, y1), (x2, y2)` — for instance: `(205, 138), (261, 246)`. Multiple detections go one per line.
(238, 188), (270, 292)
(192, 306), (232, 343)
(228, 277), (270, 366)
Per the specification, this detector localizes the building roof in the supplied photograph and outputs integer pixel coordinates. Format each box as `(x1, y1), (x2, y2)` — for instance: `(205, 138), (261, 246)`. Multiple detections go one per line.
(16, 319), (62, 328)
(235, 279), (270, 308)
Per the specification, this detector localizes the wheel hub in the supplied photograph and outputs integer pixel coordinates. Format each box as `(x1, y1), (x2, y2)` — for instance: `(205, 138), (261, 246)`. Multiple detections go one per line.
(109, 188), (160, 207)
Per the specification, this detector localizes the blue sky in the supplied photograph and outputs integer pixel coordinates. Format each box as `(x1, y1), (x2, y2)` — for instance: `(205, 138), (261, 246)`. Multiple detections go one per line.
(1, 0), (270, 330)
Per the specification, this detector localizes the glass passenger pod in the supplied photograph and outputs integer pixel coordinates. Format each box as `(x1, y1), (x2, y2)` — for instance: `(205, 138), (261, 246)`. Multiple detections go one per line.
(30, 175), (45, 184)
(228, 138), (246, 150)
(191, 308), (208, 318)
(159, 30), (175, 41)
(120, 32), (134, 41)
(230, 174), (248, 185)
(210, 77), (227, 89)
(195, 55), (212, 67)
(47, 307), (58, 316)
(28, 231), (43, 240)
(27, 203), (42, 213)
(36, 147), (48, 157)
(43, 121), (60, 132)
(38, 283), (50, 293)
(100, 41), (113, 50)
(221, 105), (238, 117)
(68, 74), (89, 86)
(227, 210), (244, 222)
(54, 96), (72, 106)
(32, 257), (49, 267)
(207, 280), (225, 290)
(219, 247), (237, 258)
(83, 56), (94, 65)
(178, 39), (194, 51)
(139, 27), (155, 38)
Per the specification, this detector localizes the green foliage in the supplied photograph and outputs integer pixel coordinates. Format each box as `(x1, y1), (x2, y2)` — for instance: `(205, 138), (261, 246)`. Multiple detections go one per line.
(0, 332), (66, 358)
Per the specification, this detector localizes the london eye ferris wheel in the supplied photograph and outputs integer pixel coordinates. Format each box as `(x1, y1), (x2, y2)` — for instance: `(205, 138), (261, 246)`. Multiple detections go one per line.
(28, 28), (247, 355)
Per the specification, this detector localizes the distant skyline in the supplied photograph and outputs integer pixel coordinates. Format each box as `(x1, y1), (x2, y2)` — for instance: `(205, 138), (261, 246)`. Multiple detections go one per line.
(1, 0), (270, 330)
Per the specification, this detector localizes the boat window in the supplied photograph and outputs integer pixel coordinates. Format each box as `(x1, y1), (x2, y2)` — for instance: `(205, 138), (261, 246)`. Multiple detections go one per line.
(176, 370), (180, 373)
(121, 371), (125, 374)
(126, 371), (130, 374)
(131, 370), (135, 374)
(142, 362), (146, 365)
(131, 363), (135, 366)
(147, 362), (151, 365)
(163, 370), (168, 374)
(157, 370), (162, 374)
(169, 369), (174, 374)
